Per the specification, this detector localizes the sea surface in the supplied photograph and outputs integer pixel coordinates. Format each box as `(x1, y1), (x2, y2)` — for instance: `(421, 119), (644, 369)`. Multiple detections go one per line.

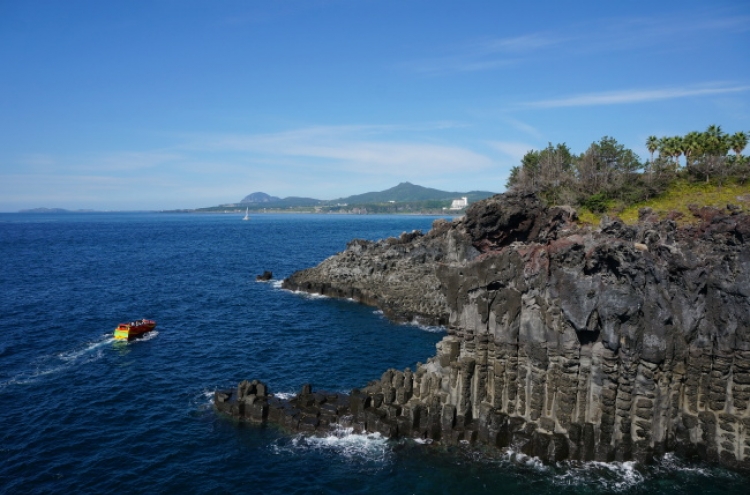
(1, 212), (748, 494)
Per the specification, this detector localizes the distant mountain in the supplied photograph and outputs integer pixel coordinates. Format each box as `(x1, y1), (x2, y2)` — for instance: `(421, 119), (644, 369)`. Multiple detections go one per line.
(263, 196), (323, 208)
(332, 182), (496, 204)
(222, 183), (497, 212)
(19, 207), (67, 213)
(240, 192), (281, 203)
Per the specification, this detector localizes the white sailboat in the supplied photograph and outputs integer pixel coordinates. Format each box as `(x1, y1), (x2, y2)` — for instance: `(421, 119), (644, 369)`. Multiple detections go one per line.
(242, 208), (250, 221)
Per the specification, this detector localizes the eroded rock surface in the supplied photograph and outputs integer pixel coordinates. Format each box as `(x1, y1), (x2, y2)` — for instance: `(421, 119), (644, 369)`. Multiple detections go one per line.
(281, 220), (464, 324)
(226, 192), (750, 469)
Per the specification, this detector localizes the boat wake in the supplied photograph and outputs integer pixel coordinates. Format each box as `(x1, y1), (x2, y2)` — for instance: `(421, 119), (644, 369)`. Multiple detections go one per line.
(0, 330), (158, 390)
(130, 330), (159, 343)
(0, 333), (116, 390)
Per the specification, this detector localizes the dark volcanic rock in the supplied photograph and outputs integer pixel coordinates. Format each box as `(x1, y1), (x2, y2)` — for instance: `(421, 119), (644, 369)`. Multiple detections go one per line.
(226, 192), (750, 469)
(282, 224), (464, 325)
(256, 271), (273, 281)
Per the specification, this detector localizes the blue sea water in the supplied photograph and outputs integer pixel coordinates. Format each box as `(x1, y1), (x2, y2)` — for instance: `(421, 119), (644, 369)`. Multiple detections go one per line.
(0, 212), (748, 495)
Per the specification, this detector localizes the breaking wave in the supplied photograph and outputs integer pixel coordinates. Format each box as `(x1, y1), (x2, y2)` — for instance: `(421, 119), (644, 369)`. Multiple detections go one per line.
(272, 425), (392, 465)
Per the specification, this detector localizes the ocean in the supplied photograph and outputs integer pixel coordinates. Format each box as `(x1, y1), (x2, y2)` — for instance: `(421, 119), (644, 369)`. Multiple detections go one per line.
(0, 212), (747, 494)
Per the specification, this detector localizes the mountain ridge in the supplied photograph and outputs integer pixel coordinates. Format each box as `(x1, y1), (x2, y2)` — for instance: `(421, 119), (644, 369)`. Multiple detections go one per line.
(238, 182), (497, 208)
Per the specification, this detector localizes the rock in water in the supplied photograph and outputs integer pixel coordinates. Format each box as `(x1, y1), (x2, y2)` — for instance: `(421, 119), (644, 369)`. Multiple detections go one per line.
(233, 192), (750, 469)
(256, 271), (273, 281)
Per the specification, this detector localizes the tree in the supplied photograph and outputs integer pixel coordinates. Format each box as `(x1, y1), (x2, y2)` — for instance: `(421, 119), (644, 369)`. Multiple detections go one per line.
(681, 131), (702, 172)
(646, 135), (659, 168)
(506, 166), (521, 189)
(506, 144), (574, 203)
(671, 136), (684, 169)
(728, 131), (748, 158)
(657, 136), (683, 170)
(576, 136), (641, 202)
(700, 125), (729, 183)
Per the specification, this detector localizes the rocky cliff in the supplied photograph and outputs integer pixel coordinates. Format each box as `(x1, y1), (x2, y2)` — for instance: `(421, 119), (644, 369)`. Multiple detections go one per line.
(233, 192), (750, 468)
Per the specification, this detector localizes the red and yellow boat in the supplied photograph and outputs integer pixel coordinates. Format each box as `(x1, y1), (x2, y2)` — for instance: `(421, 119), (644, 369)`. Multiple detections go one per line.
(113, 319), (157, 341)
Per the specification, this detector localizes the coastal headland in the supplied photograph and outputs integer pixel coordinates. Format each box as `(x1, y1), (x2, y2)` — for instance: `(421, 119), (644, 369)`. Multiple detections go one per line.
(217, 191), (750, 469)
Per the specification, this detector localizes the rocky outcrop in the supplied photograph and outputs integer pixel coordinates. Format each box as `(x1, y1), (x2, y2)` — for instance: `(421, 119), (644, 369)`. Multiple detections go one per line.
(282, 222), (461, 325)
(225, 192), (750, 469)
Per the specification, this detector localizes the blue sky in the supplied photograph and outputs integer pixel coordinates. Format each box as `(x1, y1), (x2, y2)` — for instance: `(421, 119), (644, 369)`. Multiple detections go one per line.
(1, 0), (748, 211)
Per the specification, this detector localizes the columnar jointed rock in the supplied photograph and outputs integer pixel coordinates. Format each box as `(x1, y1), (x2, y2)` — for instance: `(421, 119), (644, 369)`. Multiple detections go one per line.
(227, 192), (750, 468)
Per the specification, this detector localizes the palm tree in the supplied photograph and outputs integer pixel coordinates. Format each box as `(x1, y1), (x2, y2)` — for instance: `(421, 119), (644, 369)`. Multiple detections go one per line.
(702, 125), (729, 183)
(703, 125), (727, 154)
(646, 135), (659, 167)
(682, 131), (702, 171)
(670, 136), (683, 169)
(728, 131), (748, 158)
(658, 136), (681, 170)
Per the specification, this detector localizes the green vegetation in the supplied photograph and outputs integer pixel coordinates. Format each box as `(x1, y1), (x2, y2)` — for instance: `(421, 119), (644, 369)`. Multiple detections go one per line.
(506, 126), (749, 224)
(182, 182), (497, 214)
(615, 180), (748, 225)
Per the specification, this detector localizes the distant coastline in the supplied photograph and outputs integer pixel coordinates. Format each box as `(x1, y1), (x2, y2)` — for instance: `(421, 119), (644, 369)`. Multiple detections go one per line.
(16, 182), (497, 216)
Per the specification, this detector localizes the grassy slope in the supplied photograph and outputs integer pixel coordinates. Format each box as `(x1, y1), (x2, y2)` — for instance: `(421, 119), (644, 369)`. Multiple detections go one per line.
(578, 180), (750, 226)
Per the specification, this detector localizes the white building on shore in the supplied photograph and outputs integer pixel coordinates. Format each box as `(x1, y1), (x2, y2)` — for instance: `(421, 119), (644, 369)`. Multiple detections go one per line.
(449, 197), (469, 210)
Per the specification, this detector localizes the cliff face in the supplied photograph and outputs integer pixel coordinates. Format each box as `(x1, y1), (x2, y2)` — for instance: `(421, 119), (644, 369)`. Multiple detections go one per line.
(282, 219), (463, 325)
(264, 193), (750, 467)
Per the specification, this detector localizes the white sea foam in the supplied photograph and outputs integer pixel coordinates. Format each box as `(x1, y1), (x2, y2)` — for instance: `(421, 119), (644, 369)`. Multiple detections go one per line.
(130, 330), (159, 343)
(271, 280), (284, 289)
(58, 335), (115, 361)
(372, 309), (445, 333)
(273, 392), (295, 400)
(273, 425), (391, 463)
(302, 292), (330, 300)
(406, 318), (446, 334)
(280, 286), (331, 300)
(655, 452), (709, 475)
(552, 460), (644, 491)
(191, 388), (217, 410)
(501, 449), (550, 472)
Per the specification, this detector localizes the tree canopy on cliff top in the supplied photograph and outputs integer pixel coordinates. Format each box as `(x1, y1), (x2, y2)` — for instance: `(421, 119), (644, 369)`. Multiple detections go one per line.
(507, 126), (749, 213)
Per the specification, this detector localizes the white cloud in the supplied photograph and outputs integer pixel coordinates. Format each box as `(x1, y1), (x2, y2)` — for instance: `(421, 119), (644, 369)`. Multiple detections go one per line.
(403, 13), (749, 75)
(405, 33), (561, 74)
(188, 125), (494, 176)
(524, 84), (750, 109)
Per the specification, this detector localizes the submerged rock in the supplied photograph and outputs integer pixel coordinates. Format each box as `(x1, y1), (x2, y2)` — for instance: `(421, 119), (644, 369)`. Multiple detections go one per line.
(224, 192), (750, 469)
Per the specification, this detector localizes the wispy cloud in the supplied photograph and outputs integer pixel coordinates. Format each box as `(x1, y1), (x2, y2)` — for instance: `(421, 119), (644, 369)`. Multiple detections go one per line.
(404, 13), (750, 75)
(487, 141), (536, 162)
(92, 151), (184, 172)
(476, 34), (561, 54)
(523, 84), (750, 108)
(504, 118), (543, 140)
(406, 33), (562, 74)
(1, 121), (499, 210)
(188, 124), (493, 176)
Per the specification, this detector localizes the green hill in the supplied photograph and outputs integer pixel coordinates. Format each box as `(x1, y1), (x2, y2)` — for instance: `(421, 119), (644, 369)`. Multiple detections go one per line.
(185, 182), (498, 213)
(332, 182), (495, 205)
